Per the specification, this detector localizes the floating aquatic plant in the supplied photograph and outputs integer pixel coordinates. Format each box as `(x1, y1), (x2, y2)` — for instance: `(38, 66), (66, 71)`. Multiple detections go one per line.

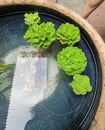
(57, 46), (87, 75)
(56, 23), (80, 46)
(69, 74), (92, 95)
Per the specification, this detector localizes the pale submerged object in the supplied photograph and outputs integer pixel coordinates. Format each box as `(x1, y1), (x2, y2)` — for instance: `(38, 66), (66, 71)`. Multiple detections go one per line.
(5, 56), (47, 130)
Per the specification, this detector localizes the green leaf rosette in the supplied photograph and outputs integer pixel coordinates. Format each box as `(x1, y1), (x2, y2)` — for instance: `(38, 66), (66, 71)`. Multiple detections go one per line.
(57, 46), (87, 75)
(24, 22), (56, 49)
(56, 23), (80, 46)
(69, 74), (92, 95)
(24, 12), (41, 25)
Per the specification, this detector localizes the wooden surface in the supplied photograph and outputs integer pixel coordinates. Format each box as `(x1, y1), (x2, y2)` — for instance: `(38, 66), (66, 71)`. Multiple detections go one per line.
(80, 0), (104, 18)
(0, 0), (105, 130)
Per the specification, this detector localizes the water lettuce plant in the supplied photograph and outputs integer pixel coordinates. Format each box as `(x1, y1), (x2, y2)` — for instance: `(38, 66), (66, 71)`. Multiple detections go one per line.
(56, 23), (80, 46)
(24, 12), (56, 49)
(69, 74), (92, 95)
(57, 46), (87, 75)
(24, 12), (41, 25)
(24, 22), (56, 49)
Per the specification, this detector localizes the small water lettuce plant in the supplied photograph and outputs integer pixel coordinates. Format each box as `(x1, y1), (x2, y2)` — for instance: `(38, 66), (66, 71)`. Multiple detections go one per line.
(56, 23), (80, 46)
(69, 74), (92, 95)
(57, 46), (87, 75)
(24, 12), (41, 25)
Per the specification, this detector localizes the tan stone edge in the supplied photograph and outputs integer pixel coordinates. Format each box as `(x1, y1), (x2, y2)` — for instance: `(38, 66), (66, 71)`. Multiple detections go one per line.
(0, 0), (105, 129)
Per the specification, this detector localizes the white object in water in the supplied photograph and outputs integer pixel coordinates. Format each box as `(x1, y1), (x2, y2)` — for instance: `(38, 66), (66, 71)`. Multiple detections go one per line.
(5, 56), (47, 130)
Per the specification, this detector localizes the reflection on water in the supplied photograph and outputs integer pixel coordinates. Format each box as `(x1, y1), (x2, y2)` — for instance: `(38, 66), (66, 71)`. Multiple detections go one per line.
(0, 45), (61, 130)
(2, 45), (60, 100)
